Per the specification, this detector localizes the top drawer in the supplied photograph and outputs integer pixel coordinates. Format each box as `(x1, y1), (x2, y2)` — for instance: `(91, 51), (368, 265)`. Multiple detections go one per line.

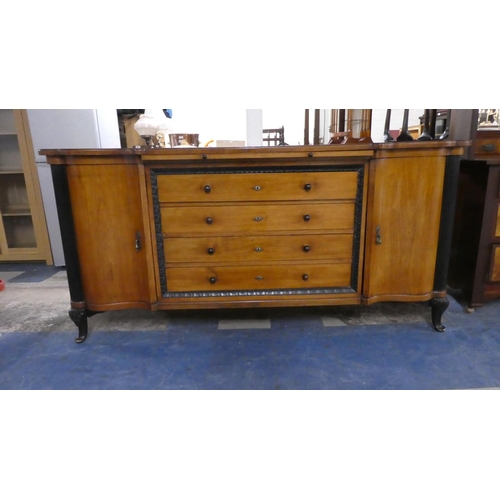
(475, 133), (500, 157)
(156, 171), (358, 203)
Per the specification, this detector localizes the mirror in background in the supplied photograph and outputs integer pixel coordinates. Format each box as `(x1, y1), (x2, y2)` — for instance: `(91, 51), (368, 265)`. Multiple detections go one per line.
(261, 109), (426, 145)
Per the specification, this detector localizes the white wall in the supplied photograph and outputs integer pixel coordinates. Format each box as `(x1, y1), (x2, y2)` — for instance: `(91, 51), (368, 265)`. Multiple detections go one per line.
(139, 109), (426, 147)
(262, 109), (306, 146)
(165, 108), (247, 146)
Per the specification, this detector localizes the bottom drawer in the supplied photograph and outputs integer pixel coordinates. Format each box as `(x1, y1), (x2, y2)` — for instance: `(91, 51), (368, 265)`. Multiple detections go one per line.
(490, 245), (500, 282)
(166, 263), (352, 292)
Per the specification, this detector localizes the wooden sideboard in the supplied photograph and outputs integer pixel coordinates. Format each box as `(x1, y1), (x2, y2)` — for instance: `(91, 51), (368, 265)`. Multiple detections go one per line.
(41, 142), (465, 342)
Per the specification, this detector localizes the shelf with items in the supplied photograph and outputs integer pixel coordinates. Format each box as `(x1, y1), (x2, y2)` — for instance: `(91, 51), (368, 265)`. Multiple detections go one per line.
(0, 134), (22, 166)
(1, 205), (31, 216)
(0, 168), (24, 174)
(0, 110), (52, 263)
(0, 109), (17, 135)
(2, 214), (37, 249)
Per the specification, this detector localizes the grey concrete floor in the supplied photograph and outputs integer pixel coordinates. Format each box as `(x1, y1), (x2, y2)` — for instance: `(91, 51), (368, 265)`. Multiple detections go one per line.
(0, 270), (172, 334)
(0, 269), (441, 336)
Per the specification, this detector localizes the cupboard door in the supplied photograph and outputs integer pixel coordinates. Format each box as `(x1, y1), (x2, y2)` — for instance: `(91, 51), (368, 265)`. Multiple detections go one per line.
(67, 164), (154, 310)
(363, 156), (446, 301)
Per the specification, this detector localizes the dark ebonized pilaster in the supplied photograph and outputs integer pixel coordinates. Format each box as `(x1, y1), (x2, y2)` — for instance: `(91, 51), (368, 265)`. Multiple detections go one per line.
(430, 154), (461, 332)
(51, 164), (90, 343)
(434, 155), (461, 292)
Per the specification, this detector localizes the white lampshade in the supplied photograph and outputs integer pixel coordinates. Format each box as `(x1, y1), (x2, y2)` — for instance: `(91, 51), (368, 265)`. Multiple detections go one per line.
(134, 113), (159, 137)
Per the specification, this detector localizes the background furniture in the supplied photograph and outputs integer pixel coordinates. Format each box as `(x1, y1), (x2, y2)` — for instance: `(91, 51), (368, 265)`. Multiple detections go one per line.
(448, 113), (500, 310)
(263, 126), (286, 146)
(327, 109), (372, 144)
(0, 110), (52, 263)
(43, 141), (464, 342)
(418, 110), (448, 138)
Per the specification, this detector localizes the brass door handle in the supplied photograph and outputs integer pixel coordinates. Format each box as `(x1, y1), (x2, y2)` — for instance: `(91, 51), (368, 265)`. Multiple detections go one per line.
(376, 226), (382, 245)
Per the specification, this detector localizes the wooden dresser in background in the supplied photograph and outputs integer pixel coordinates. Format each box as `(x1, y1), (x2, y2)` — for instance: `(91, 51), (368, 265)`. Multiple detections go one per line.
(41, 142), (465, 342)
(449, 129), (500, 310)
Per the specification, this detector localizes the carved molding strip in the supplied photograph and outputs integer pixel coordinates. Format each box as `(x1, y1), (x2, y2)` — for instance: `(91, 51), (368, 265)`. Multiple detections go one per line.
(151, 165), (365, 298)
(163, 287), (356, 299)
(150, 171), (167, 293)
(350, 166), (364, 290)
(152, 165), (363, 176)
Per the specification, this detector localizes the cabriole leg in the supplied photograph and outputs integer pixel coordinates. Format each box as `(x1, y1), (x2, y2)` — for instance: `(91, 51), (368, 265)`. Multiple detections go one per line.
(69, 308), (88, 344)
(430, 297), (449, 332)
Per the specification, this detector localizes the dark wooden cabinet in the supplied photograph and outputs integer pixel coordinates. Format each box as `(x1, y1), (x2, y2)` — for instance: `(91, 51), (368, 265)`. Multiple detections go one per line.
(449, 130), (500, 309)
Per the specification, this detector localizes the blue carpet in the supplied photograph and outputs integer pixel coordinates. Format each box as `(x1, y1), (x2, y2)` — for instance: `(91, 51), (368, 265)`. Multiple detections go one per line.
(1, 312), (500, 390)
(2, 262), (500, 390)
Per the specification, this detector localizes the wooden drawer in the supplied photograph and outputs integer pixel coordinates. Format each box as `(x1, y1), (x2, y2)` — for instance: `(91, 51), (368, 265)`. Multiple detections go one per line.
(496, 204), (500, 238)
(490, 245), (500, 282)
(157, 171), (358, 203)
(166, 263), (352, 292)
(475, 136), (500, 157)
(161, 202), (355, 236)
(164, 234), (353, 263)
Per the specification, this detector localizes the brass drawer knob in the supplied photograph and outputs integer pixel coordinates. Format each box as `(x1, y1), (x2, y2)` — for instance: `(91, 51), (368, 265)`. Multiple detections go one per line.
(254, 216), (263, 222)
(304, 183), (312, 191)
(209, 277), (217, 284)
(255, 247), (263, 252)
(303, 245), (310, 252)
(255, 276), (264, 281)
(207, 247), (215, 255)
(254, 186), (262, 191)
(302, 274), (309, 281)
(303, 215), (311, 222)
(204, 185), (211, 193)
(206, 217), (213, 225)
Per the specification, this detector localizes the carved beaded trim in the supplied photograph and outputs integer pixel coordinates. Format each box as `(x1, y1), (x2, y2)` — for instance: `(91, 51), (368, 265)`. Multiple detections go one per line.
(151, 165), (364, 299)
(150, 171), (167, 293)
(163, 287), (357, 299)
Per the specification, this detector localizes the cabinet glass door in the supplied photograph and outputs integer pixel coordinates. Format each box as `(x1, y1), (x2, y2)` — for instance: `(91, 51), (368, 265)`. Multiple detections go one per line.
(0, 110), (43, 259)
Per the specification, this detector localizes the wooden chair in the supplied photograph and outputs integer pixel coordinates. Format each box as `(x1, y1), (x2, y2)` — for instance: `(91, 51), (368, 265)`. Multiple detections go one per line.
(263, 126), (287, 146)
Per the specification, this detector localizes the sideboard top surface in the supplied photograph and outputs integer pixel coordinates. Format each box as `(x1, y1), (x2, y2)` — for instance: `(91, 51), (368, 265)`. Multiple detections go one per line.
(40, 141), (470, 164)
